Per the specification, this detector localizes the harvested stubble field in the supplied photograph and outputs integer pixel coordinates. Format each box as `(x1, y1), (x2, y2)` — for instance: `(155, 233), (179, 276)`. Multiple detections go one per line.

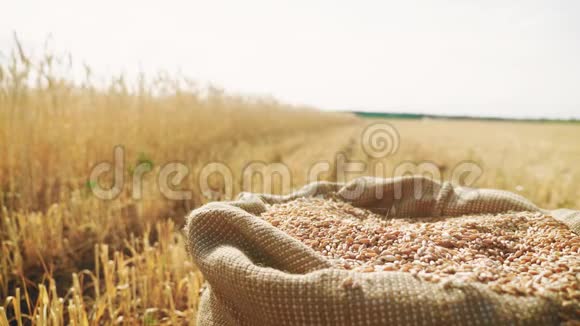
(1, 45), (580, 324)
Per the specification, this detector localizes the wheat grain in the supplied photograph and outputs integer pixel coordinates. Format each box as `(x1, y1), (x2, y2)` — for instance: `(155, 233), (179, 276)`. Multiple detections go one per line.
(261, 197), (580, 311)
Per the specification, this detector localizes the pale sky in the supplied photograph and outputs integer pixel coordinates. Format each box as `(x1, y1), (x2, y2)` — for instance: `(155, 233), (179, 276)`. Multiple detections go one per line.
(2, 0), (580, 119)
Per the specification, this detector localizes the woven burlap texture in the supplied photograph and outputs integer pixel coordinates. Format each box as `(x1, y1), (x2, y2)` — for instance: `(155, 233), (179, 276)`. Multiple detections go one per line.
(185, 176), (579, 326)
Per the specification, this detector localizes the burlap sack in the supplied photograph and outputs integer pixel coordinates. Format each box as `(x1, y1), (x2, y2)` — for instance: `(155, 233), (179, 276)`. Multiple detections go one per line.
(185, 176), (580, 325)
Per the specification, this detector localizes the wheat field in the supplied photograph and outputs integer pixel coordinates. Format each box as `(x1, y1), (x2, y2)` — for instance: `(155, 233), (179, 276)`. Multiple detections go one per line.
(1, 43), (579, 325)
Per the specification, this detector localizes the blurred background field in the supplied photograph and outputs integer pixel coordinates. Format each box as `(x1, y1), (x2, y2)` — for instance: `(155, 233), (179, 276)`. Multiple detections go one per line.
(1, 44), (580, 325)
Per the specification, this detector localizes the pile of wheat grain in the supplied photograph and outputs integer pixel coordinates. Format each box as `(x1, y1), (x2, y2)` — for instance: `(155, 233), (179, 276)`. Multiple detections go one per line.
(260, 197), (580, 310)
